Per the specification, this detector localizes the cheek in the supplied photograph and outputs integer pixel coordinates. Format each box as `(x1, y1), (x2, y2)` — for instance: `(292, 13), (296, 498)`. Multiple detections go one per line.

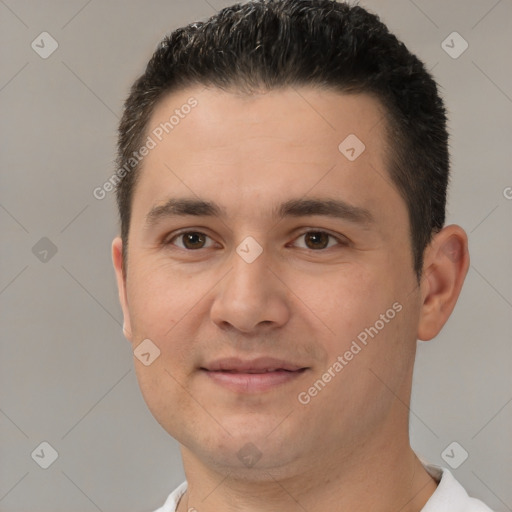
(295, 286), (415, 441)
(299, 263), (396, 345)
(298, 261), (416, 390)
(133, 357), (192, 435)
(126, 264), (200, 426)
(125, 259), (197, 339)
(125, 259), (210, 379)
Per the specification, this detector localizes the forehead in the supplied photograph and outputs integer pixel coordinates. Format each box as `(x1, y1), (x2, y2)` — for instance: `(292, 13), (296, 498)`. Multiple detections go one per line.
(149, 85), (388, 156)
(130, 85), (404, 229)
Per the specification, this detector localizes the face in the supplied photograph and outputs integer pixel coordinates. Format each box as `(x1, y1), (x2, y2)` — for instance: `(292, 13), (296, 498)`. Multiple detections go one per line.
(113, 85), (426, 476)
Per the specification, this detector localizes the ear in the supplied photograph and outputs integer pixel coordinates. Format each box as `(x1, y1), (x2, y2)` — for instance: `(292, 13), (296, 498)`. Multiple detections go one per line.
(417, 225), (470, 341)
(112, 237), (133, 342)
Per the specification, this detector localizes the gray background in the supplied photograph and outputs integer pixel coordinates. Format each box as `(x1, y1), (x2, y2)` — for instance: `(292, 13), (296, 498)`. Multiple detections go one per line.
(0, 0), (511, 511)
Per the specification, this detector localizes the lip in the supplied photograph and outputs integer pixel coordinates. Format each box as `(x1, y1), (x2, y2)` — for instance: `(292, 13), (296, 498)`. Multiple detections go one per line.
(201, 356), (307, 373)
(200, 357), (310, 393)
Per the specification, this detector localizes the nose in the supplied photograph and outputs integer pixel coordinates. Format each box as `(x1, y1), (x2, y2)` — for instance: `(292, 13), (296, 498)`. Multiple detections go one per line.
(210, 245), (291, 334)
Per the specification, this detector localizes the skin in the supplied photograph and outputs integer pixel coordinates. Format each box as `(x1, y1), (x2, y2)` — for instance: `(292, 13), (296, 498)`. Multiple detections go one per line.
(112, 85), (469, 512)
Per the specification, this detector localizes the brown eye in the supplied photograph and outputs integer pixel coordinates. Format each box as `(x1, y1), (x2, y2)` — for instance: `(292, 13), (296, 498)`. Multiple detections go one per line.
(168, 231), (214, 250)
(182, 232), (206, 249)
(304, 231), (330, 249)
(291, 230), (345, 250)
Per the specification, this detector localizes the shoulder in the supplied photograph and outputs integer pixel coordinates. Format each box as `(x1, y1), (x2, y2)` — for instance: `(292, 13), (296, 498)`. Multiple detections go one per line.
(152, 481), (188, 512)
(151, 468), (495, 512)
(421, 464), (494, 512)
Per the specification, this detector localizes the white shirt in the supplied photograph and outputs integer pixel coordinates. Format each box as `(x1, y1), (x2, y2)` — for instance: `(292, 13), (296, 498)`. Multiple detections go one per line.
(153, 464), (494, 512)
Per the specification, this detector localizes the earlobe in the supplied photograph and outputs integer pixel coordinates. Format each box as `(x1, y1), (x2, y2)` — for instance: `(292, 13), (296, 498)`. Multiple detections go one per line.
(112, 237), (133, 341)
(417, 225), (470, 341)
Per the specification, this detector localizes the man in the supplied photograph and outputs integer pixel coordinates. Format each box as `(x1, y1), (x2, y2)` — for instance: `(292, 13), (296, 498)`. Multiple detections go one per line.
(111, 1), (493, 510)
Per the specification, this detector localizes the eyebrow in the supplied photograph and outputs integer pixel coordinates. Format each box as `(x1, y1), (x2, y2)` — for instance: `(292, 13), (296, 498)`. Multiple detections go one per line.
(144, 197), (374, 228)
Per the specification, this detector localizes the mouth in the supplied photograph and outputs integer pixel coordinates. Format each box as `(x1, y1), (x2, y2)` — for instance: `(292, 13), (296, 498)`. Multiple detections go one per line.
(206, 368), (306, 373)
(199, 357), (309, 393)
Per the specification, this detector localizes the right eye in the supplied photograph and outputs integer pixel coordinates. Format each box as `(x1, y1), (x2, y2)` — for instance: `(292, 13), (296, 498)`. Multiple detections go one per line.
(166, 231), (217, 250)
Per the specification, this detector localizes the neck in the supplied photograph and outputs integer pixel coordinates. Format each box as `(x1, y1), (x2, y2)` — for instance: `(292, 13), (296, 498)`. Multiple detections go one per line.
(176, 418), (438, 512)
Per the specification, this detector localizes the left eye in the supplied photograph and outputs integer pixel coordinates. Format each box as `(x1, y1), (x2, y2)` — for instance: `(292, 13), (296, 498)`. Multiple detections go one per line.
(291, 231), (345, 250)
(167, 231), (216, 250)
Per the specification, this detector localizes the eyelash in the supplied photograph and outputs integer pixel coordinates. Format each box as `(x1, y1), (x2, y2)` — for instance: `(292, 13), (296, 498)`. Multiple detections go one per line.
(164, 229), (348, 251)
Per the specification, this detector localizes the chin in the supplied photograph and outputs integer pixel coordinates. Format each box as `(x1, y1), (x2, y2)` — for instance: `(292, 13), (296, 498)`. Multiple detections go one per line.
(184, 427), (305, 474)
